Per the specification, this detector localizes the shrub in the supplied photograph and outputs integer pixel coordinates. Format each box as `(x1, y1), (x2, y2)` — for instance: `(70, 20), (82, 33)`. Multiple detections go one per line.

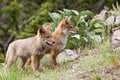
(49, 9), (105, 49)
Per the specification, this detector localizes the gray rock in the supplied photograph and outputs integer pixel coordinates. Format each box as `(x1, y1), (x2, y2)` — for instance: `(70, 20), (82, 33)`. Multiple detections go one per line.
(94, 10), (108, 20)
(56, 49), (79, 63)
(105, 16), (120, 26)
(111, 29), (120, 49)
(94, 9), (120, 26)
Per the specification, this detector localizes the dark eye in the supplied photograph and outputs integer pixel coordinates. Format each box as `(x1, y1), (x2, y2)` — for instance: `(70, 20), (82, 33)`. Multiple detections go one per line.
(46, 36), (49, 38)
(67, 26), (72, 28)
(68, 26), (72, 28)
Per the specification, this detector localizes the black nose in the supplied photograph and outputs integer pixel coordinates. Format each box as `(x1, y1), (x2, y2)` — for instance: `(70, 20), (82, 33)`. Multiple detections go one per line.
(52, 41), (55, 44)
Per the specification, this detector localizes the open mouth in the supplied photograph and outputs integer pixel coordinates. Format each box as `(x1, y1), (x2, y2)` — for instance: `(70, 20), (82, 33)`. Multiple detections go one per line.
(46, 42), (53, 47)
(70, 31), (77, 35)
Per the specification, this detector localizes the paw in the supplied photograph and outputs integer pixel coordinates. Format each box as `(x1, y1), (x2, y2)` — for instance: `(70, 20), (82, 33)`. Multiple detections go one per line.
(34, 70), (40, 77)
(52, 64), (60, 69)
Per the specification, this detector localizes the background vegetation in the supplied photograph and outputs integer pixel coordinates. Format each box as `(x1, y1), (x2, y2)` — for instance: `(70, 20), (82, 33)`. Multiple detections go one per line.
(0, 0), (119, 57)
(0, 0), (120, 80)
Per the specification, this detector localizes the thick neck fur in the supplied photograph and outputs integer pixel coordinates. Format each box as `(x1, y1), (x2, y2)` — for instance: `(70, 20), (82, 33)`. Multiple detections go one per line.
(53, 20), (69, 44)
(54, 21), (63, 34)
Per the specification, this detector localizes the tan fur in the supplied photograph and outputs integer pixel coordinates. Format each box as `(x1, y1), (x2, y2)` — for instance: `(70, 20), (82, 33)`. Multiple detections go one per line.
(26, 17), (77, 69)
(5, 26), (55, 75)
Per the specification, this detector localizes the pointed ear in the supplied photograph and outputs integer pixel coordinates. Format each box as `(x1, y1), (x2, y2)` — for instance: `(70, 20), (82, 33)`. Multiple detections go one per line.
(65, 16), (71, 24)
(67, 16), (72, 21)
(45, 24), (51, 31)
(39, 26), (45, 34)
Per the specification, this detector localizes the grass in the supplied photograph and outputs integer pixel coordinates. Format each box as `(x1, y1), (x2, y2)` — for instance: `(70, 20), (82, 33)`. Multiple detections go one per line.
(0, 55), (73, 80)
(0, 38), (120, 80)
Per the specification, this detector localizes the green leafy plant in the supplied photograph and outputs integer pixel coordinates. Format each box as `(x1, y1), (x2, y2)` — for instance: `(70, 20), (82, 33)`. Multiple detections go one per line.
(49, 9), (105, 49)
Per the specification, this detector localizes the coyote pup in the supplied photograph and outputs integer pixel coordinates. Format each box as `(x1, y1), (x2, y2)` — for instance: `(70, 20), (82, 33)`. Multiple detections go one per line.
(5, 25), (55, 75)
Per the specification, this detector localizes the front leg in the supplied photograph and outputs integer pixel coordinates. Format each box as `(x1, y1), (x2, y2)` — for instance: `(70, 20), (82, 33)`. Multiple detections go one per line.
(31, 54), (44, 76)
(51, 50), (59, 69)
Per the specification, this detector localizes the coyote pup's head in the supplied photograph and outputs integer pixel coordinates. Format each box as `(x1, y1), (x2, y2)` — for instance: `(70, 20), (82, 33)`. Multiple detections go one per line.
(38, 25), (55, 47)
(61, 16), (77, 35)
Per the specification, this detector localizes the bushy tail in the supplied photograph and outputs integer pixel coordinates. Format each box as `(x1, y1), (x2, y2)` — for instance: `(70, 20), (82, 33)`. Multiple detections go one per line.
(5, 44), (12, 64)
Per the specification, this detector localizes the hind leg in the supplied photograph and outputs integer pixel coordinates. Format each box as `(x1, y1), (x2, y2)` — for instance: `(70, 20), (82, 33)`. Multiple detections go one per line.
(25, 57), (31, 67)
(5, 55), (18, 69)
(19, 57), (27, 69)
